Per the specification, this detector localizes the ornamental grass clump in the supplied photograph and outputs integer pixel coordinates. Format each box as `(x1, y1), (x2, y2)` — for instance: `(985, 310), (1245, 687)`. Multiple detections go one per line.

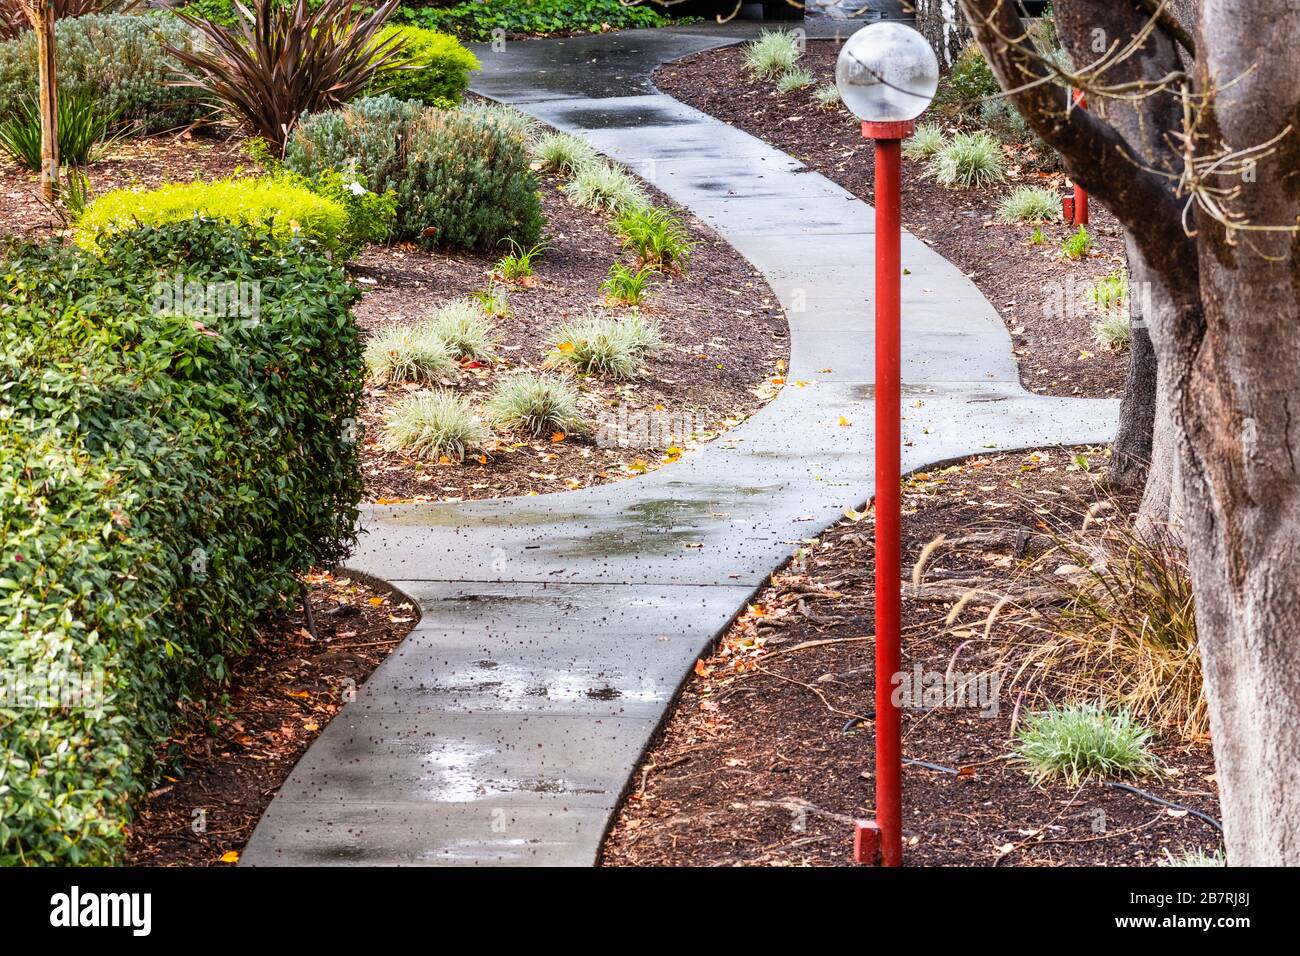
(426, 298), (498, 361)
(544, 312), (661, 379)
(364, 323), (457, 384)
(613, 204), (693, 270)
(1013, 702), (1162, 786)
(902, 123), (947, 160)
(744, 28), (800, 79)
(929, 130), (1005, 188)
(530, 130), (598, 174)
(383, 390), (488, 461)
(997, 185), (1060, 223)
(776, 66), (813, 93)
(486, 372), (585, 437)
(566, 159), (648, 214)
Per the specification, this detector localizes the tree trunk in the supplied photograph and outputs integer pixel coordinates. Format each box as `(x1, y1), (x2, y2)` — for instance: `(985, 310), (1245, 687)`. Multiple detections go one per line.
(1107, 237), (1159, 492)
(27, 0), (58, 201)
(961, 0), (1300, 865)
(910, 0), (969, 69)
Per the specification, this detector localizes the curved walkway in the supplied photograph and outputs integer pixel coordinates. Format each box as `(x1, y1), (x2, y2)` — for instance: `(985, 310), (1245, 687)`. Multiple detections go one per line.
(242, 22), (1118, 866)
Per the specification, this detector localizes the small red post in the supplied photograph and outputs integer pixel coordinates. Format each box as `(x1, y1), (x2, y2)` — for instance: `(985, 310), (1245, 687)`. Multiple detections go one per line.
(863, 117), (912, 868)
(1070, 91), (1089, 226)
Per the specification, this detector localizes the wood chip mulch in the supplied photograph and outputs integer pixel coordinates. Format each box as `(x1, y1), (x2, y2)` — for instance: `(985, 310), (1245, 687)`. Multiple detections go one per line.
(601, 447), (1222, 867)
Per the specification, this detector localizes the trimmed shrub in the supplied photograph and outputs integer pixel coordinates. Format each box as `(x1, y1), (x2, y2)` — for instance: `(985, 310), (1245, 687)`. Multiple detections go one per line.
(928, 130), (1006, 189)
(486, 372), (585, 438)
(364, 323), (457, 384)
(286, 97), (544, 251)
(0, 11), (211, 133)
(369, 24), (478, 106)
(74, 177), (356, 258)
(0, 221), (362, 864)
(382, 389), (488, 461)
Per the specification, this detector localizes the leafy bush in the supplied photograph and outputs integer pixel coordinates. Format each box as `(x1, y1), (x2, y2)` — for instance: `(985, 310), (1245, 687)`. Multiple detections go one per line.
(602, 261), (653, 306)
(74, 176), (359, 257)
(614, 204), (692, 270)
(426, 298), (498, 360)
(901, 123), (947, 160)
(567, 159), (648, 214)
(486, 372), (585, 438)
(169, 0), (405, 148)
(383, 389), (487, 461)
(744, 28), (800, 79)
(997, 185), (1059, 223)
(531, 130), (597, 174)
(1013, 702), (1161, 787)
(933, 42), (1000, 119)
(928, 130), (1005, 189)
(364, 323), (457, 384)
(0, 12), (211, 133)
(544, 312), (660, 379)
(368, 24), (478, 106)
(0, 220), (362, 864)
(0, 86), (115, 169)
(776, 66), (813, 93)
(1062, 224), (1092, 259)
(286, 97), (544, 251)
(394, 0), (669, 42)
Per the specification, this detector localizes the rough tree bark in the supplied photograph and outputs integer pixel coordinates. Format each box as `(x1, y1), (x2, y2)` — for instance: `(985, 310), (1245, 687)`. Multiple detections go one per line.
(960, 0), (1300, 865)
(909, 0), (971, 68)
(20, 0), (58, 200)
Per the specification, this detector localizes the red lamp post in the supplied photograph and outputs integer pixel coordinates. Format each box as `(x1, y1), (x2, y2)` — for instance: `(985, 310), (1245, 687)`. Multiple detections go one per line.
(836, 21), (938, 868)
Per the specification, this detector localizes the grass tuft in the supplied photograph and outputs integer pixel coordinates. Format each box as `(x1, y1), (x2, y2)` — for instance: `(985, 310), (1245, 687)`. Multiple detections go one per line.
(1062, 224), (1092, 259)
(744, 29), (801, 79)
(566, 160), (649, 214)
(1159, 847), (1226, 867)
(998, 185), (1059, 223)
(1013, 701), (1162, 787)
(928, 130), (1006, 189)
(530, 130), (598, 174)
(902, 123), (947, 160)
(382, 389), (488, 461)
(364, 323), (457, 384)
(813, 83), (842, 109)
(613, 205), (693, 271)
(776, 66), (813, 93)
(544, 312), (661, 379)
(486, 372), (586, 437)
(427, 299), (498, 361)
(602, 262), (654, 306)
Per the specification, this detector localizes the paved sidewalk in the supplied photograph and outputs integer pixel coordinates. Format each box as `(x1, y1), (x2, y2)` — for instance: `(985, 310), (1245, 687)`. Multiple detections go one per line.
(242, 23), (1117, 866)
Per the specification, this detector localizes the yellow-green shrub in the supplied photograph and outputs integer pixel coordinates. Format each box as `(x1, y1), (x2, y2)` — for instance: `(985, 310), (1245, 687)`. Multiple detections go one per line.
(370, 25), (479, 106)
(75, 177), (353, 256)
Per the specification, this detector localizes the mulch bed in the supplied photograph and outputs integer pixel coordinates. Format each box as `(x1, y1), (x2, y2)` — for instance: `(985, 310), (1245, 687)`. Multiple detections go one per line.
(124, 572), (417, 866)
(354, 169), (788, 503)
(0, 128), (789, 504)
(655, 40), (1129, 399)
(601, 448), (1222, 867)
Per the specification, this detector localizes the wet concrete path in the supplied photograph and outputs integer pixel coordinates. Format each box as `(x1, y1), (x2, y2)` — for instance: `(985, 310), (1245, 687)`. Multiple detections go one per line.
(242, 22), (1117, 866)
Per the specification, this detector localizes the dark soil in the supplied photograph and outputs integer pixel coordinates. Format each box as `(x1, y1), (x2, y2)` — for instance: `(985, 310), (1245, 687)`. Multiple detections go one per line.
(124, 572), (417, 866)
(655, 40), (1130, 399)
(601, 448), (1222, 867)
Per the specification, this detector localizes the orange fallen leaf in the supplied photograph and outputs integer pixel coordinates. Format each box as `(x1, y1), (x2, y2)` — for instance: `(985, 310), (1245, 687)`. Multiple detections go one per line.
(550, 432), (566, 443)
(219, 851), (239, 864)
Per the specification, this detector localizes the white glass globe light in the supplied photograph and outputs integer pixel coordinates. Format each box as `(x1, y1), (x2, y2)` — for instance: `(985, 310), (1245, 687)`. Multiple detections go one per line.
(835, 22), (940, 123)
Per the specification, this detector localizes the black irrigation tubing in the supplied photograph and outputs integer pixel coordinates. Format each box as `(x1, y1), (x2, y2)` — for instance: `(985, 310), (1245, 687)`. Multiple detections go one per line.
(899, 756), (1224, 833)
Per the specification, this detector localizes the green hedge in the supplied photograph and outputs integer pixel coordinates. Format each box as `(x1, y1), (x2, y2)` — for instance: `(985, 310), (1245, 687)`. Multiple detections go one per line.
(0, 12), (211, 133)
(285, 96), (543, 251)
(369, 24), (479, 106)
(394, 0), (670, 41)
(0, 222), (363, 864)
